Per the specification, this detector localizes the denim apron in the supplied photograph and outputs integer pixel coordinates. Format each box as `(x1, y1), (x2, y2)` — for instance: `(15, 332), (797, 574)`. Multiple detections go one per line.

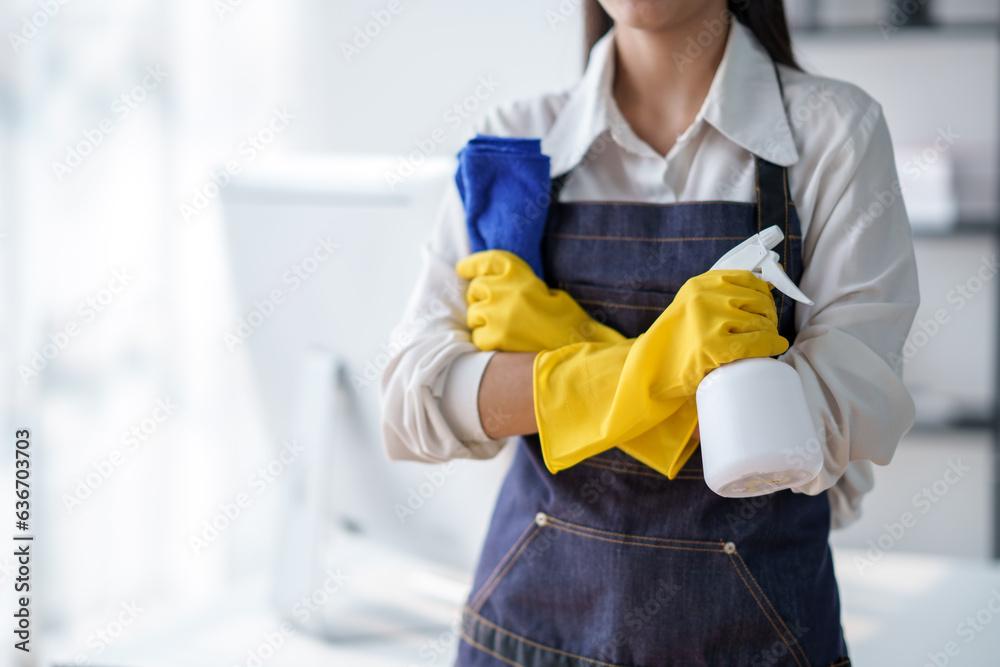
(456, 155), (851, 667)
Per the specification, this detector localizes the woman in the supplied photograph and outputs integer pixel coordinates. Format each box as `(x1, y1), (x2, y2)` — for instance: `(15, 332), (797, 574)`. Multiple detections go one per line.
(382, 1), (919, 665)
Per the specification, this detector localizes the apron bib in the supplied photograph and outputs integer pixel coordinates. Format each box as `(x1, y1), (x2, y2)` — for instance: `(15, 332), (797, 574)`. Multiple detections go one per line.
(456, 157), (850, 667)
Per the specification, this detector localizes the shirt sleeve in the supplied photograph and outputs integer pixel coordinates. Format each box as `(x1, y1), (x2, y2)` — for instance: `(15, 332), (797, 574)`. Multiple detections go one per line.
(785, 100), (920, 520)
(379, 180), (507, 462)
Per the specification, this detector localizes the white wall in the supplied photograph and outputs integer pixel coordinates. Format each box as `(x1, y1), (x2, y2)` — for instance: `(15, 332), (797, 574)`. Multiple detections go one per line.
(798, 28), (998, 558)
(797, 30), (998, 219)
(286, 0), (584, 156)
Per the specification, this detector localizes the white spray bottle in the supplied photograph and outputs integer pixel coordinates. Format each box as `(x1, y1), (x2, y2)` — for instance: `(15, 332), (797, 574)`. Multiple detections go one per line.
(697, 226), (822, 498)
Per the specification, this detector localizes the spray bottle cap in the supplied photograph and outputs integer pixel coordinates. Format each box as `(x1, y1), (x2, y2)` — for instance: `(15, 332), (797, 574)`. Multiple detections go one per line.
(710, 225), (813, 306)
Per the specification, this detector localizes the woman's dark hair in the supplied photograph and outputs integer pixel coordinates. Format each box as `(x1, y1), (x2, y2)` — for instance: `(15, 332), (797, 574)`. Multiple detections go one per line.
(584, 0), (800, 70)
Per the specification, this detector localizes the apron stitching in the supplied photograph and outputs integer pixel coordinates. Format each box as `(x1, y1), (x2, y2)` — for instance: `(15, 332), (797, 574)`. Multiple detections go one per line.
(548, 526), (722, 553)
(755, 158), (763, 233)
(547, 234), (749, 243)
(464, 607), (626, 667)
(727, 551), (809, 667)
(557, 198), (795, 209)
(576, 299), (664, 312)
(548, 233), (802, 242)
(470, 526), (541, 613)
(588, 468), (703, 480)
(469, 523), (541, 613)
(780, 168), (790, 321)
(459, 628), (523, 667)
(580, 458), (703, 480)
(545, 515), (723, 546)
(737, 553), (810, 667)
(544, 516), (724, 549)
(583, 456), (703, 474)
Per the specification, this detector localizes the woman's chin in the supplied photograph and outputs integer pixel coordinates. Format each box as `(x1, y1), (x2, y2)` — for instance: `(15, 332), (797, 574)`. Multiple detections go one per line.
(601, 0), (718, 33)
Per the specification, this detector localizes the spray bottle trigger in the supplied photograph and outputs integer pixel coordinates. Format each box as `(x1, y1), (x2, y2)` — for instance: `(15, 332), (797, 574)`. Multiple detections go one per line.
(759, 255), (814, 305)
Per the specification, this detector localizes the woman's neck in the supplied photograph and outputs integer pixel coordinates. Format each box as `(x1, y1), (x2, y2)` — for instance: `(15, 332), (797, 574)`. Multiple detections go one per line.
(612, 8), (730, 157)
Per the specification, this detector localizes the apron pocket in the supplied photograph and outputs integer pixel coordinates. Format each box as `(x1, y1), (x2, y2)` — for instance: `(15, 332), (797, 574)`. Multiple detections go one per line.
(463, 512), (810, 667)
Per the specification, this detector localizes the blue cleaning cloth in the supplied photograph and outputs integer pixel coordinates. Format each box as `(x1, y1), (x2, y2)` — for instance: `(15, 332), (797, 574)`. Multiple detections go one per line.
(455, 135), (552, 278)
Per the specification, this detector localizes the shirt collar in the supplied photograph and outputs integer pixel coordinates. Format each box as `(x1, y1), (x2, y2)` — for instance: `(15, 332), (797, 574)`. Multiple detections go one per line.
(542, 19), (800, 177)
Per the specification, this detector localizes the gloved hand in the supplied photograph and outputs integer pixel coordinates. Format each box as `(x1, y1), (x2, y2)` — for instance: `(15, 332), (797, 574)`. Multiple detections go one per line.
(456, 250), (621, 351)
(457, 250), (701, 477)
(534, 270), (788, 473)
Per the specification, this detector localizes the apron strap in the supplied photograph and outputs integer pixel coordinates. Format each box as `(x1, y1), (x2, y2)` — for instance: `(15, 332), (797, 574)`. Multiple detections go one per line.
(754, 155), (792, 321)
(754, 157), (789, 237)
(760, 62), (796, 324)
(550, 172), (570, 204)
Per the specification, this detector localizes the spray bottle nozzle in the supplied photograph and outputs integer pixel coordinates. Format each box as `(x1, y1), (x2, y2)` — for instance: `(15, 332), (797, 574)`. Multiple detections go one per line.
(757, 226), (784, 249)
(710, 226), (814, 306)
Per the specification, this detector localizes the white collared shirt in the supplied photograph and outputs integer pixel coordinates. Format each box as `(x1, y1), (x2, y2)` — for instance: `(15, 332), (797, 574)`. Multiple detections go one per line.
(380, 20), (920, 528)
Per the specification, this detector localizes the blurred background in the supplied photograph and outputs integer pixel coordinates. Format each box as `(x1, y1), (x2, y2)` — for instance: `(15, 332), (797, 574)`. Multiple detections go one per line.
(0, 0), (998, 665)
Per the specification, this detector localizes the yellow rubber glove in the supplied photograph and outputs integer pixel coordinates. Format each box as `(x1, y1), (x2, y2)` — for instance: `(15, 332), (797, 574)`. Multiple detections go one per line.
(456, 250), (700, 477)
(457, 250), (622, 351)
(534, 270), (788, 473)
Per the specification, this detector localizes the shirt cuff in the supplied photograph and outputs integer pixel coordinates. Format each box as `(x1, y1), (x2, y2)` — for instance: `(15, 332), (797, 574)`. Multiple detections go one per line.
(439, 351), (496, 443)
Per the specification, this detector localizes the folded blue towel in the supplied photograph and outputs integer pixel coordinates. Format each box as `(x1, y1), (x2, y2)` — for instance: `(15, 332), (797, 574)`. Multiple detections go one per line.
(455, 135), (552, 278)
